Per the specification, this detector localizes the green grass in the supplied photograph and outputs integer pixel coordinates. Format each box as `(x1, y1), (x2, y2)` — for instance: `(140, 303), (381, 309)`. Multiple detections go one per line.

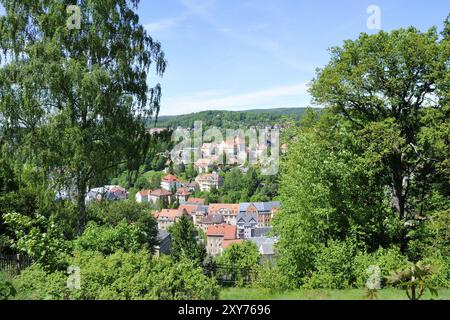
(220, 287), (450, 300)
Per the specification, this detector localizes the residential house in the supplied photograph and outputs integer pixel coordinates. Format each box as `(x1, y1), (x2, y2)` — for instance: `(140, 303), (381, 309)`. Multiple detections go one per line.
(160, 174), (182, 191)
(149, 189), (173, 205)
(184, 182), (200, 192)
(85, 185), (128, 203)
(175, 187), (193, 203)
(183, 197), (205, 205)
(195, 172), (224, 192)
(236, 213), (258, 239)
(154, 229), (171, 257)
(195, 158), (215, 174)
(239, 202), (281, 227)
(135, 189), (151, 203)
(206, 224), (237, 256)
(198, 214), (224, 233)
(153, 209), (183, 231)
(250, 237), (278, 263)
(209, 203), (240, 225)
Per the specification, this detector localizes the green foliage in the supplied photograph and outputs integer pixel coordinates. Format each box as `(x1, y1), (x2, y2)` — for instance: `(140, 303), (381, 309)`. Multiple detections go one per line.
(153, 108), (313, 130)
(387, 262), (439, 300)
(3, 212), (71, 272)
(216, 241), (260, 287)
(253, 264), (293, 294)
(169, 214), (206, 265)
(12, 264), (70, 300)
(87, 200), (158, 250)
(0, 272), (15, 300)
(304, 240), (357, 290)
(353, 247), (409, 288)
(12, 251), (219, 300)
(74, 221), (146, 255)
(0, 0), (166, 226)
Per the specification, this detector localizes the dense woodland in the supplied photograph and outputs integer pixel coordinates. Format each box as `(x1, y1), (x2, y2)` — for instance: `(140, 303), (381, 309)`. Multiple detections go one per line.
(151, 108), (313, 129)
(0, 0), (449, 300)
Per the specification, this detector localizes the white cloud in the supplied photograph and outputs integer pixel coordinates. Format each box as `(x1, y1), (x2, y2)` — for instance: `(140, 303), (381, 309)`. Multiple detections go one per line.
(161, 82), (309, 115)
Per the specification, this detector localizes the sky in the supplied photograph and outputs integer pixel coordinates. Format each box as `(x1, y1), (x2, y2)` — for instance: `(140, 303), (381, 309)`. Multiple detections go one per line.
(1, 1), (449, 115)
(139, 0), (449, 115)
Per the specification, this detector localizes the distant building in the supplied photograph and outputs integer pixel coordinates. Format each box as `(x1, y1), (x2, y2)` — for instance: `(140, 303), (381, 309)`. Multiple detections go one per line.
(175, 187), (193, 203)
(149, 189), (173, 205)
(86, 185), (128, 203)
(195, 172), (224, 192)
(198, 214), (224, 233)
(155, 229), (171, 257)
(153, 209), (183, 231)
(209, 203), (240, 225)
(239, 202), (281, 227)
(206, 224), (237, 256)
(236, 213), (258, 239)
(182, 197), (205, 205)
(195, 158), (215, 174)
(250, 237), (278, 263)
(161, 174), (182, 191)
(135, 189), (151, 203)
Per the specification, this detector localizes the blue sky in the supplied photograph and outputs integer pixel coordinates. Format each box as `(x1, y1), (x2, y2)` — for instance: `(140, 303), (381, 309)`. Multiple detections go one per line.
(1, 1), (449, 115)
(140, 0), (449, 115)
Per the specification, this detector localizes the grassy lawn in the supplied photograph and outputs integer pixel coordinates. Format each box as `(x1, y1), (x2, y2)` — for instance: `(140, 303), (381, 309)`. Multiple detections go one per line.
(220, 287), (450, 300)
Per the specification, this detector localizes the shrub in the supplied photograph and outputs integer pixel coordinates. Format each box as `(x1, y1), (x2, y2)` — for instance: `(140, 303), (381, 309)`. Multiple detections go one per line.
(0, 272), (16, 300)
(354, 246), (409, 288)
(253, 263), (293, 293)
(13, 250), (219, 300)
(74, 220), (146, 255)
(12, 264), (69, 300)
(304, 239), (357, 289)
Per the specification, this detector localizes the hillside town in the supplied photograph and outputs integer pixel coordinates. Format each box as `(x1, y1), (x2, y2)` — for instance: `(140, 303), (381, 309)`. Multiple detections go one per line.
(85, 172), (280, 262)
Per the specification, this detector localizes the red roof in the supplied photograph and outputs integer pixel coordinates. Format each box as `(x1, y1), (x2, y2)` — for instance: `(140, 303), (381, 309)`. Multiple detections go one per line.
(154, 209), (182, 221)
(137, 189), (151, 196)
(162, 174), (179, 182)
(176, 187), (193, 196)
(178, 204), (198, 215)
(187, 198), (205, 205)
(206, 224), (237, 240)
(209, 204), (239, 215)
(223, 239), (244, 250)
(150, 189), (173, 197)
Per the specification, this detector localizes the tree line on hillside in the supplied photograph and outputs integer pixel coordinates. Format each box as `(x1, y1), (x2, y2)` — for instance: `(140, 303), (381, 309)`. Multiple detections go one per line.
(151, 108), (313, 130)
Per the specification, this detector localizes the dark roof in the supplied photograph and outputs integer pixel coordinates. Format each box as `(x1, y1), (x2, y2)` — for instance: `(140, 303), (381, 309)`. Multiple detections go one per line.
(236, 213), (258, 227)
(201, 214), (224, 224)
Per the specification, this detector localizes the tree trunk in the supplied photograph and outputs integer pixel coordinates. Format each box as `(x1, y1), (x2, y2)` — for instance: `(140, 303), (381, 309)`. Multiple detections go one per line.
(76, 179), (87, 236)
(391, 152), (408, 252)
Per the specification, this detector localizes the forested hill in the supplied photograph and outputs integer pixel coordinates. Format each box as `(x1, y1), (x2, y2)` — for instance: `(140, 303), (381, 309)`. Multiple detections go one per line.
(150, 107), (316, 129)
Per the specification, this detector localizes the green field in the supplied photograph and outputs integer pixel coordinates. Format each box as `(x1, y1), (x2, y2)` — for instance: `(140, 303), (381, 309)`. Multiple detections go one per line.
(220, 288), (450, 300)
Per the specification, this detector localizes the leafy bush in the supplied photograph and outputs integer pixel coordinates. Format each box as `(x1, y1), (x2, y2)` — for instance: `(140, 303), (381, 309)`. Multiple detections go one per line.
(253, 263), (293, 293)
(12, 251), (219, 300)
(3, 212), (71, 272)
(216, 241), (260, 287)
(0, 272), (16, 300)
(12, 264), (69, 300)
(420, 254), (450, 288)
(353, 246), (409, 288)
(74, 221), (146, 255)
(87, 201), (158, 249)
(304, 239), (357, 289)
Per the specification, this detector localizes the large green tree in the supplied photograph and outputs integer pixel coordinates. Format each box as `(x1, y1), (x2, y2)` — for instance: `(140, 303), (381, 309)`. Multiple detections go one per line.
(0, 0), (166, 232)
(310, 25), (450, 250)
